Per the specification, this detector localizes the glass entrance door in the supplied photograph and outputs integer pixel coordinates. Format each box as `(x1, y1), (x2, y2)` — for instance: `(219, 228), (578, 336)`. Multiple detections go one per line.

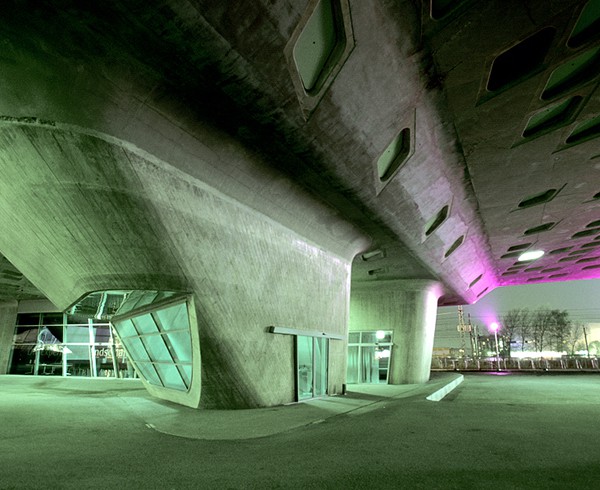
(296, 336), (328, 400)
(346, 330), (393, 384)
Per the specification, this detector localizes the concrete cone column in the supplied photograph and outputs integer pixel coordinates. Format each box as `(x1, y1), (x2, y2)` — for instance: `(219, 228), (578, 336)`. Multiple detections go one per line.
(0, 301), (18, 374)
(349, 279), (443, 384)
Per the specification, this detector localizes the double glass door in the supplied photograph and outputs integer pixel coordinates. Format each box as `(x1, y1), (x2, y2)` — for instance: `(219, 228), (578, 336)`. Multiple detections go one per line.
(296, 336), (328, 400)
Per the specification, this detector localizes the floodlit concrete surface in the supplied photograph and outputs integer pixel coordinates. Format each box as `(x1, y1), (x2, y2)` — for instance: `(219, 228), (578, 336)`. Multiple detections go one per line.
(2, 373), (600, 489)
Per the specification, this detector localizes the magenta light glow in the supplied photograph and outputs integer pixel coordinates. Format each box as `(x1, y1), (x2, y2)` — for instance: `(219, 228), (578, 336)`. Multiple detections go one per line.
(490, 321), (499, 332)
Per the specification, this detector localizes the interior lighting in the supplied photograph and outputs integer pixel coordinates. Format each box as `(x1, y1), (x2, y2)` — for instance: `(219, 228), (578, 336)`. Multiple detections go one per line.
(376, 330), (386, 340)
(375, 349), (391, 359)
(518, 250), (544, 262)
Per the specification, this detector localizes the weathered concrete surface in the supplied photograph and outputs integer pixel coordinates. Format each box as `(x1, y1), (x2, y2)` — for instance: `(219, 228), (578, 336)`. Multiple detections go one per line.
(350, 279), (444, 384)
(0, 122), (361, 408)
(0, 0), (498, 308)
(1, 373), (600, 488)
(0, 0), (598, 405)
(0, 0), (596, 308)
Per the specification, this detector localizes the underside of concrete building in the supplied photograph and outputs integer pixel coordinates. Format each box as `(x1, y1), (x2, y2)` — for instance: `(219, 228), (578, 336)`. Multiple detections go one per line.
(0, 0), (598, 408)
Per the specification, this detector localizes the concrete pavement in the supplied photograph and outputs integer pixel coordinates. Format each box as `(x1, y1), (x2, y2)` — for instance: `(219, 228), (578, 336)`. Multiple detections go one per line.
(1, 372), (599, 489)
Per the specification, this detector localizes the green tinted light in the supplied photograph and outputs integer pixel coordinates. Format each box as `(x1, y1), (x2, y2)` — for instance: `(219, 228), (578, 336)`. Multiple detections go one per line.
(293, 0), (338, 92)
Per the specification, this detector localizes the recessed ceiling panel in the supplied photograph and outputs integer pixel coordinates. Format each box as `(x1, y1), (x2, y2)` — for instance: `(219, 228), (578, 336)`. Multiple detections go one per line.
(487, 27), (555, 92)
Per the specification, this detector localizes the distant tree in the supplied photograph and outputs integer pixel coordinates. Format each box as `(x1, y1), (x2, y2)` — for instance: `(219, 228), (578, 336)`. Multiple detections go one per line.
(501, 308), (532, 354)
(531, 307), (551, 352)
(529, 308), (570, 353)
(565, 322), (585, 356)
(547, 309), (570, 351)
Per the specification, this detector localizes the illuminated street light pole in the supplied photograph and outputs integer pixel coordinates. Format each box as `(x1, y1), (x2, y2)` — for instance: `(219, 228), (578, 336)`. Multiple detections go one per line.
(490, 322), (500, 371)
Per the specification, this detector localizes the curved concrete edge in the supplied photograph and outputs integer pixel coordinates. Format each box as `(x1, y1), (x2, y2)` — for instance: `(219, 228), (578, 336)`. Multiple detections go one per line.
(426, 374), (464, 401)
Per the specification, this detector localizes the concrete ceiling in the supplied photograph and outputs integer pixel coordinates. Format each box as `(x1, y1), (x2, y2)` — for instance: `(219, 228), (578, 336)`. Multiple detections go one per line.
(0, 0), (598, 307)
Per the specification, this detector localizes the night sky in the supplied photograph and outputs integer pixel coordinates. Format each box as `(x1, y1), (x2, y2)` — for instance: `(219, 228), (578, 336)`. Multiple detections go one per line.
(435, 278), (600, 349)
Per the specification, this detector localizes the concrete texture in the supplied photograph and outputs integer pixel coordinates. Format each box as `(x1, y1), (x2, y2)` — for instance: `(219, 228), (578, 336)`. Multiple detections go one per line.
(349, 280), (443, 384)
(0, 122), (360, 409)
(3, 0), (596, 311)
(0, 0), (598, 408)
(0, 301), (17, 375)
(2, 373), (600, 488)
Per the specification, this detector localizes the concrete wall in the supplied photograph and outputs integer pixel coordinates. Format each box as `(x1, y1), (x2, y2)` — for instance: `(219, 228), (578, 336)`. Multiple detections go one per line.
(0, 123), (360, 408)
(0, 15), (370, 408)
(0, 301), (18, 374)
(349, 280), (443, 384)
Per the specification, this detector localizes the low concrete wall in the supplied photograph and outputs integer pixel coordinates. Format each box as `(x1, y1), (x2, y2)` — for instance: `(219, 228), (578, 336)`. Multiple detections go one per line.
(426, 374), (464, 401)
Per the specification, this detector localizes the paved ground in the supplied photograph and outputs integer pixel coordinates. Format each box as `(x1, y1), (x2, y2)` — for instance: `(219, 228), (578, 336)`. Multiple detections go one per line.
(1, 372), (599, 489)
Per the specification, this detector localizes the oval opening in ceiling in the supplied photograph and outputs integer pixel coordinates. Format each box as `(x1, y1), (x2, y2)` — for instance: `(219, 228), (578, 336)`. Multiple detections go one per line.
(444, 235), (464, 258)
(377, 128), (411, 182)
(424, 205), (449, 237)
(524, 222), (556, 235)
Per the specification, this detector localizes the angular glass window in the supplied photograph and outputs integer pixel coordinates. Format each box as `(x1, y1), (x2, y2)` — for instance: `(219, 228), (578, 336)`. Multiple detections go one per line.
(469, 274), (483, 288)
(111, 292), (201, 408)
(572, 229), (600, 239)
(487, 27), (555, 92)
(501, 251), (524, 259)
(293, 0), (346, 93)
(577, 256), (600, 263)
(425, 205), (449, 237)
(522, 96), (582, 139)
(566, 114), (600, 146)
(444, 235), (465, 258)
(568, 0), (600, 48)
(507, 243), (532, 252)
(377, 128), (411, 182)
(580, 242), (600, 249)
(523, 222), (556, 235)
(541, 47), (600, 100)
(518, 189), (560, 209)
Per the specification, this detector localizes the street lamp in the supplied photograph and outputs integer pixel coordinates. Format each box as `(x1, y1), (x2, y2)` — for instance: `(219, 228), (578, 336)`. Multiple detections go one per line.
(490, 322), (501, 371)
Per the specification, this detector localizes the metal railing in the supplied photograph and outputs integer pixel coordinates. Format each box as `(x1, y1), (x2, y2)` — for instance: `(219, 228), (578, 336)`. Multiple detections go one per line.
(432, 356), (600, 372)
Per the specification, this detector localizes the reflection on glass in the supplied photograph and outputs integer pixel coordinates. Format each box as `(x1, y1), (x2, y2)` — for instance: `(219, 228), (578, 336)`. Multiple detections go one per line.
(8, 313), (133, 379)
(155, 363), (187, 391)
(155, 304), (187, 331)
(346, 346), (359, 384)
(297, 336), (313, 400)
(314, 337), (328, 397)
(141, 335), (172, 362)
(361, 332), (377, 343)
(296, 335), (328, 400)
(112, 298), (193, 392)
(167, 332), (193, 363)
(360, 346), (378, 383)
(132, 314), (157, 335)
(346, 330), (393, 384)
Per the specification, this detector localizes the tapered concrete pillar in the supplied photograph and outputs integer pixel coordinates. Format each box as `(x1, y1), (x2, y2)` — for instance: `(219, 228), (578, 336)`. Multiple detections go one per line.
(349, 279), (443, 384)
(0, 301), (18, 374)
